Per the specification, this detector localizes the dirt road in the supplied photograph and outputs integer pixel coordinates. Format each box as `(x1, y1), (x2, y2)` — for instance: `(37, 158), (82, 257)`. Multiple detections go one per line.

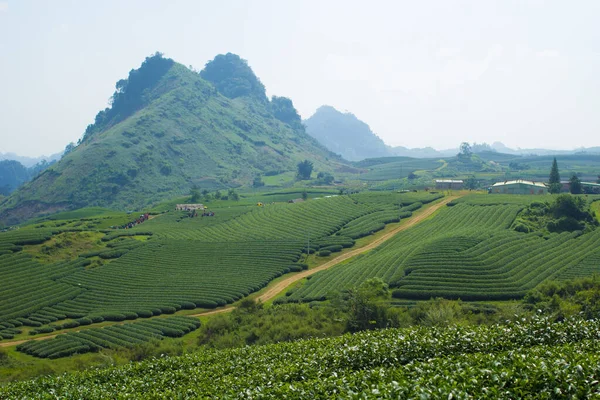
(255, 195), (457, 303)
(0, 196), (457, 348)
(0, 334), (58, 348)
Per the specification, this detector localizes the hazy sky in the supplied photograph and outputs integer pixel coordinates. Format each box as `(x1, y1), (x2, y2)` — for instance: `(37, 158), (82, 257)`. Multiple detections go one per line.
(1, 0), (599, 157)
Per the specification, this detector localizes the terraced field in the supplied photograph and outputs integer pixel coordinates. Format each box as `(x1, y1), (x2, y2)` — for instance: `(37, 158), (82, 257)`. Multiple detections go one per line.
(288, 195), (600, 302)
(0, 192), (438, 344)
(355, 158), (443, 181)
(17, 316), (200, 359)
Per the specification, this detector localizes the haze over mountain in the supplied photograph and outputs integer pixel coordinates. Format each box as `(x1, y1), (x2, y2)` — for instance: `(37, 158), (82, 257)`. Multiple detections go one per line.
(304, 106), (391, 161)
(0, 53), (341, 224)
(303, 106), (600, 161)
(0, 152), (61, 168)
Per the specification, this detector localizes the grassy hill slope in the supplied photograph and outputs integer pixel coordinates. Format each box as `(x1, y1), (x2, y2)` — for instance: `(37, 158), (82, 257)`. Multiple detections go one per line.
(0, 53), (341, 224)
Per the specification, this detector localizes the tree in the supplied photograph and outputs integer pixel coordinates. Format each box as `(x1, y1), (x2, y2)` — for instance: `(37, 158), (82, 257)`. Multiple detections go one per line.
(344, 278), (390, 332)
(190, 186), (201, 203)
(464, 175), (478, 190)
(253, 176), (265, 188)
(317, 171), (334, 184)
(458, 142), (472, 159)
(214, 190), (222, 200)
(296, 160), (314, 180)
(548, 157), (561, 193)
(407, 172), (417, 180)
(569, 174), (583, 194)
(63, 142), (76, 157)
(228, 188), (239, 201)
(597, 175), (600, 184)
(301, 190), (308, 201)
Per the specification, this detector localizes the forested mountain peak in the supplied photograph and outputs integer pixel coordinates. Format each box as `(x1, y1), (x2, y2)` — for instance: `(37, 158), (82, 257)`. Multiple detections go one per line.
(83, 53), (175, 143)
(200, 53), (267, 102)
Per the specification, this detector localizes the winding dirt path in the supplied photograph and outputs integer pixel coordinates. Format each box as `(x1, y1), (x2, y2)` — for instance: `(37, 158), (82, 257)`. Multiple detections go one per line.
(0, 196), (458, 348)
(254, 195), (458, 303)
(0, 334), (58, 348)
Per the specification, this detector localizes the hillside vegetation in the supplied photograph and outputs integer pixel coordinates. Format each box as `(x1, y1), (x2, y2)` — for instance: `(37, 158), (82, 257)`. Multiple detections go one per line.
(0, 53), (340, 225)
(2, 315), (600, 398)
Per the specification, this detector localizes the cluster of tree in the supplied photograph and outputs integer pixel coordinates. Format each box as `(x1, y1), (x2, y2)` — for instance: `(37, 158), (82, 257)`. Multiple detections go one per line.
(457, 142), (472, 159)
(470, 142), (496, 153)
(252, 176), (265, 188)
(83, 52), (175, 142)
(190, 187), (239, 203)
(196, 275), (600, 353)
(316, 172), (334, 185)
(508, 161), (530, 171)
(513, 194), (598, 233)
(524, 275), (600, 321)
(296, 160), (313, 180)
(295, 160), (335, 184)
(200, 53), (267, 102)
(270, 96), (303, 130)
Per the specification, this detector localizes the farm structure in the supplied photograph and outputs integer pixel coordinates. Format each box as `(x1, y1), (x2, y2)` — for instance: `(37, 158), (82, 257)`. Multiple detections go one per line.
(435, 180), (464, 190)
(490, 180), (548, 195)
(561, 181), (600, 194)
(175, 204), (205, 211)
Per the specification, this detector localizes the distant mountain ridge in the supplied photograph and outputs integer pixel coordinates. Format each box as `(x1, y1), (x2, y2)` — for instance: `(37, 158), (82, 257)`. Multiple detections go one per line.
(0, 152), (61, 168)
(303, 105), (599, 160)
(0, 53), (341, 224)
(304, 106), (391, 161)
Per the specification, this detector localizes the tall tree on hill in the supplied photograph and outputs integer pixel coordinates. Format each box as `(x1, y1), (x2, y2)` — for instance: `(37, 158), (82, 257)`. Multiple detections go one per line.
(296, 160), (314, 180)
(569, 174), (583, 194)
(190, 186), (201, 203)
(548, 157), (561, 194)
(457, 142), (472, 159)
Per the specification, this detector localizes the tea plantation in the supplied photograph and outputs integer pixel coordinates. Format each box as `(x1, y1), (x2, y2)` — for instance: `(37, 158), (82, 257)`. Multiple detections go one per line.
(0, 192), (437, 345)
(288, 195), (600, 302)
(2, 315), (599, 398)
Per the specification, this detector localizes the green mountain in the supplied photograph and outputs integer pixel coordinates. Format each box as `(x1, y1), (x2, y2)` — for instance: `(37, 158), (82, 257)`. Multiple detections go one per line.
(0, 160), (30, 196)
(0, 53), (341, 225)
(304, 105), (391, 161)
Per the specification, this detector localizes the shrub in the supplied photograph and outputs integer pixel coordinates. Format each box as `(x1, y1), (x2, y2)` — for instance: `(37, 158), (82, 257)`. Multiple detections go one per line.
(318, 250), (332, 257)
(89, 315), (104, 323)
(60, 321), (80, 329)
(179, 302), (196, 310)
(320, 245), (343, 253)
(136, 310), (153, 318)
(103, 314), (127, 322)
(36, 326), (56, 334)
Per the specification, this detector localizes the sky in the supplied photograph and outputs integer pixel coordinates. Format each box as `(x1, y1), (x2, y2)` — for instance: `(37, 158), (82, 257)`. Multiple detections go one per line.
(0, 0), (599, 157)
